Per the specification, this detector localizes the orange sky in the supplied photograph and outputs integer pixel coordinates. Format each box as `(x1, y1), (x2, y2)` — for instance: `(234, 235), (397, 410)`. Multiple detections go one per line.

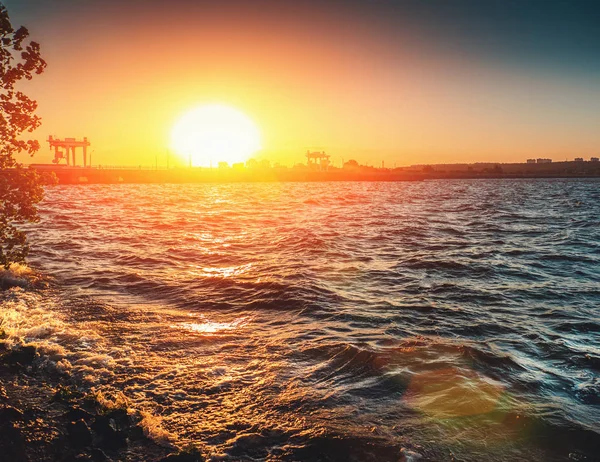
(8, 0), (600, 167)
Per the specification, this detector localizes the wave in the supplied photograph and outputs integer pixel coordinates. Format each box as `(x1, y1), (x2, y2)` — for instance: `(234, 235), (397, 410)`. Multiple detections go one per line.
(14, 179), (600, 461)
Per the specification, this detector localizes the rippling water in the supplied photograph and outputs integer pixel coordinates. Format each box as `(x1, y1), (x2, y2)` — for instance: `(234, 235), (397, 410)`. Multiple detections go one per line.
(8, 180), (600, 460)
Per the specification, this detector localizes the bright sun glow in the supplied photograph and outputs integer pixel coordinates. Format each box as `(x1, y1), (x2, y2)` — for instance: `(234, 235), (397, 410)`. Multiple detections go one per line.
(171, 104), (261, 167)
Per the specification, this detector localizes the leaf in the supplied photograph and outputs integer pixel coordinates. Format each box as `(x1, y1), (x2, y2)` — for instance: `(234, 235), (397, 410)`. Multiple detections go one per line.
(0, 6), (46, 269)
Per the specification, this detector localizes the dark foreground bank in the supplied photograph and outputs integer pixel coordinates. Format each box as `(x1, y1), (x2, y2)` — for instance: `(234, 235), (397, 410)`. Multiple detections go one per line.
(0, 275), (204, 462)
(0, 346), (172, 462)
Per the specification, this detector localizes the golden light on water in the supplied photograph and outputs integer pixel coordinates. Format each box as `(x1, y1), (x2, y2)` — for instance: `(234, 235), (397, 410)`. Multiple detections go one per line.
(173, 315), (249, 336)
(404, 366), (505, 418)
(170, 104), (262, 167)
(179, 320), (244, 335)
(189, 264), (254, 279)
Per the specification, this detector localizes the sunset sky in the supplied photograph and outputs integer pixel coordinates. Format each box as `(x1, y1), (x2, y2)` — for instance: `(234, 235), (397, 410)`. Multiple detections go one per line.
(6, 0), (600, 167)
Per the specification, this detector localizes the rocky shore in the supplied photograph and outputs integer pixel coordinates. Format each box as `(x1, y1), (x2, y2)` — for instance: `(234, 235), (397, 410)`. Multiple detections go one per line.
(0, 268), (204, 462)
(0, 339), (209, 462)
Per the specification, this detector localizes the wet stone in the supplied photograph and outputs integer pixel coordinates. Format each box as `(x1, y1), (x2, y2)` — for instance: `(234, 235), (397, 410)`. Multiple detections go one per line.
(91, 415), (116, 437)
(0, 421), (28, 462)
(82, 394), (101, 409)
(53, 385), (79, 404)
(63, 407), (94, 422)
(105, 408), (130, 431)
(90, 448), (108, 462)
(68, 455), (93, 462)
(67, 419), (93, 448)
(158, 448), (204, 462)
(128, 423), (145, 440)
(23, 407), (43, 422)
(66, 449), (108, 462)
(5, 345), (37, 366)
(228, 433), (269, 458)
(0, 405), (25, 422)
(91, 415), (127, 449)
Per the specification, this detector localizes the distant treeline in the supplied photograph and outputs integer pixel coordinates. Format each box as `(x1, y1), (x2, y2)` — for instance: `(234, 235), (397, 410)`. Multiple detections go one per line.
(404, 161), (600, 178)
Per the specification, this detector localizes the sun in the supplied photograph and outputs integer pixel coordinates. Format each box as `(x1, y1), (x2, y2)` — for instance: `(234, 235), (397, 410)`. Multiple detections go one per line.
(171, 104), (261, 167)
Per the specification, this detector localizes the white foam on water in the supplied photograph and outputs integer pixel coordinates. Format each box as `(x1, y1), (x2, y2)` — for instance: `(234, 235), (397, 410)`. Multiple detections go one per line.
(1, 284), (188, 449)
(139, 411), (178, 448)
(0, 286), (115, 384)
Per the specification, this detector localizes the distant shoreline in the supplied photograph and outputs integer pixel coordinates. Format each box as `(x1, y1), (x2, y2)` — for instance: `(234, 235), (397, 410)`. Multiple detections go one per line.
(27, 163), (600, 185)
(29, 165), (425, 184)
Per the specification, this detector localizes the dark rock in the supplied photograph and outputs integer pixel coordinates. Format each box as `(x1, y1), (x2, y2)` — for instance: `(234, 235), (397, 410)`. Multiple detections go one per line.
(205, 430), (235, 445)
(228, 433), (269, 458)
(91, 414), (116, 437)
(225, 421), (252, 432)
(5, 345), (37, 366)
(91, 415), (126, 449)
(90, 448), (108, 462)
(158, 448), (204, 462)
(0, 405), (24, 422)
(23, 407), (43, 422)
(52, 385), (75, 403)
(82, 394), (101, 409)
(105, 408), (130, 431)
(63, 407), (94, 422)
(69, 455), (93, 462)
(128, 424), (145, 440)
(63, 451), (108, 462)
(0, 275), (28, 290)
(0, 421), (28, 461)
(67, 419), (93, 448)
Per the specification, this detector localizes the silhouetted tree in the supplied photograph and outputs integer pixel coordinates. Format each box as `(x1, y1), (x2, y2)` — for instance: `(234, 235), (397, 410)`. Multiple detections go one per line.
(0, 3), (46, 268)
(343, 159), (359, 169)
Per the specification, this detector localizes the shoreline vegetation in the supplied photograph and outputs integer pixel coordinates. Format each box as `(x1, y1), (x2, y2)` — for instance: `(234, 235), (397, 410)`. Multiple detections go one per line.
(0, 267), (203, 462)
(27, 160), (600, 185)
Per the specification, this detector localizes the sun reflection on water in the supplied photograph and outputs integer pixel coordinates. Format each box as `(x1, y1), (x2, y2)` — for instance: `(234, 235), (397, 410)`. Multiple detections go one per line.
(173, 316), (249, 335)
(188, 263), (253, 279)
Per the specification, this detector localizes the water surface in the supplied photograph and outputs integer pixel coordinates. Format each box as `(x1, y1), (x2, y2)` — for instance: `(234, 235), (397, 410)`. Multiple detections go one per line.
(10, 180), (600, 460)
